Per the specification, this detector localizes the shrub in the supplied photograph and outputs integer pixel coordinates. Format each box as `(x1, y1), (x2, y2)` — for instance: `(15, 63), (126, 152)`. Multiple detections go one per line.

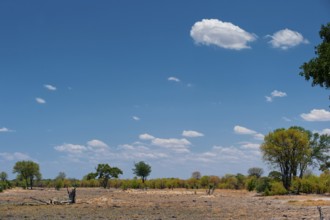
(270, 182), (287, 195)
(255, 177), (271, 193)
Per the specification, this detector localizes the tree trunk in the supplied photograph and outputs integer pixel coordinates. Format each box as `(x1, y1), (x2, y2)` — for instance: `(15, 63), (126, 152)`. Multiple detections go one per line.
(67, 187), (76, 203)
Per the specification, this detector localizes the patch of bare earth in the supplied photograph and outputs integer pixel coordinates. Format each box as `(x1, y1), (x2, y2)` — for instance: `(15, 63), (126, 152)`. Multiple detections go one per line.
(1, 188), (330, 219)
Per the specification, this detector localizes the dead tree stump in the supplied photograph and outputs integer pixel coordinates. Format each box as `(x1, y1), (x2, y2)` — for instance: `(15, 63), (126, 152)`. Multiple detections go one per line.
(67, 187), (76, 204)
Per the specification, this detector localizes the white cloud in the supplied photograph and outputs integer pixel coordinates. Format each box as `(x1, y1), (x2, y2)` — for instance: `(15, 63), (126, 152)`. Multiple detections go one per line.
(234, 125), (257, 135)
(266, 90), (287, 102)
(254, 133), (265, 140)
(190, 19), (257, 50)
(314, 128), (330, 135)
(151, 138), (191, 153)
(132, 116), (140, 121)
(0, 127), (14, 132)
(240, 142), (260, 150)
(139, 133), (155, 140)
(0, 152), (31, 161)
(234, 125), (264, 140)
(54, 143), (87, 154)
(168, 77), (180, 82)
(87, 139), (108, 149)
(44, 84), (57, 91)
(301, 109), (330, 121)
(36, 97), (46, 104)
(282, 117), (292, 122)
(182, 130), (204, 138)
(267, 28), (309, 50)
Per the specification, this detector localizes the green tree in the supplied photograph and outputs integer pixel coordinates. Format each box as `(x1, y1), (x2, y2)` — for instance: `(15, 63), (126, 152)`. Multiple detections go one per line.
(95, 164), (123, 188)
(0, 172), (8, 182)
(299, 23), (330, 89)
(13, 161), (41, 189)
(132, 161), (151, 183)
(247, 167), (264, 178)
(261, 127), (310, 190)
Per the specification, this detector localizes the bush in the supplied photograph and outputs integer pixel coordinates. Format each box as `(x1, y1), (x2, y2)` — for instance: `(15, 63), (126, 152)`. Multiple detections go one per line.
(269, 182), (287, 195)
(246, 177), (257, 191)
(255, 177), (271, 193)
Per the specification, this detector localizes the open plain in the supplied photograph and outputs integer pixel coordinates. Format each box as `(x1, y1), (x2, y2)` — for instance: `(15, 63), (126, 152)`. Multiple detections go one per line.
(1, 188), (330, 219)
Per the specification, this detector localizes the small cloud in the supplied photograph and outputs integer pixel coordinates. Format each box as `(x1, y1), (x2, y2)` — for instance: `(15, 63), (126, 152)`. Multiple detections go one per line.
(266, 90), (287, 102)
(182, 130), (204, 138)
(240, 142), (260, 150)
(44, 84), (57, 91)
(36, 97), (46, 104)
(139, 133), (155, 140)
(168, 77), (180, 82)
(54, 143), (87, 154)
(267, 28), (309, 50)
(190, 19), (257, 50)
(132, 116), (140, 121)
(0, 127), (14, 133)
(234, 125), (257, 135)
(301, 109), (330, 122)
(0, 152), (31, 161)
(282, 117), (292, 122)
(234, 125), (264, 140)
(87, 139), (108, 149)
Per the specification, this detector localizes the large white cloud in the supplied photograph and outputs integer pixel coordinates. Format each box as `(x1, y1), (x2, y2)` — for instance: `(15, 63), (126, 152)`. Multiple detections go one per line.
(182, 130), (204, 138)
(301, 109), (330, 121)
(267, 28), (309, 50)
(190, 19), (257, 50)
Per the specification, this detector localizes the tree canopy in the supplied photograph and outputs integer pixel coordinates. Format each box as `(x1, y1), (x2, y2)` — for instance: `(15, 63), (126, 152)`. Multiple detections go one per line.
(13, 161), (41, 189)
(299, 22), (330, 89)
(132, 161), (151, 183)
(95, 164), (123, 188)
(261, 127), (310, 190)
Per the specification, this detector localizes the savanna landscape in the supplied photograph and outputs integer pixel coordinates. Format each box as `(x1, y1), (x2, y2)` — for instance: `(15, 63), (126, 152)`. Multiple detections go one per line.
(1, 1), (330, 220)
(1, 187), (330, 220)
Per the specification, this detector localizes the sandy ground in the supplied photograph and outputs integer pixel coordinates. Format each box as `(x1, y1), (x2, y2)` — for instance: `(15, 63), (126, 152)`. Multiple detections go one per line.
(0, 188), (330, 219)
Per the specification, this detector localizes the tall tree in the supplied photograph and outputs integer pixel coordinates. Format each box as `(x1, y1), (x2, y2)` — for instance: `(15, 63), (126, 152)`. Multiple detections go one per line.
(260, 128), (310, 190)
(13, 161), (41, 189)
(299, 23), (330, 89)
(95, 164), (122, 188)
(132, 161), (151, 183)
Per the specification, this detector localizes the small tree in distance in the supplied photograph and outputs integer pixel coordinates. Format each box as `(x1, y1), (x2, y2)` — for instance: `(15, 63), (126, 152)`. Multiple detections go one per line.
(191, 171), (201, 180)
(95, 164), (123, 188)
(13, 160), (41, 189)
(133, 161), (151, 183)
(248, 167), (264, 178)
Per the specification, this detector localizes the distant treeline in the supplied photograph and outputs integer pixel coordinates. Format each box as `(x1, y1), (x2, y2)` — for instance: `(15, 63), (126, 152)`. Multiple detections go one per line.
(2, 170), (330, 196)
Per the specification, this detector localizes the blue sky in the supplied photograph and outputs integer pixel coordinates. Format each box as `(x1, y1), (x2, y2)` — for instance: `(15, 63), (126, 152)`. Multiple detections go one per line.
(1, 0), (330, 180)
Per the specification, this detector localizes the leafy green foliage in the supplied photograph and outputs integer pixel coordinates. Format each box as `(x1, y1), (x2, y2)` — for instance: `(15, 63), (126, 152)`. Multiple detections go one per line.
(13, 161), (41, 189)
(300, 23), (330, 89)
(261, 127), (310, 190)
(95, 164), (123, 188)
(132, 161), (151, 183)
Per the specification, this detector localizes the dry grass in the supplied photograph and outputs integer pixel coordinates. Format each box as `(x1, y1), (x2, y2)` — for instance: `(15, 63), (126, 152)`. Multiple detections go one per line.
(1, 188), (330, 219)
